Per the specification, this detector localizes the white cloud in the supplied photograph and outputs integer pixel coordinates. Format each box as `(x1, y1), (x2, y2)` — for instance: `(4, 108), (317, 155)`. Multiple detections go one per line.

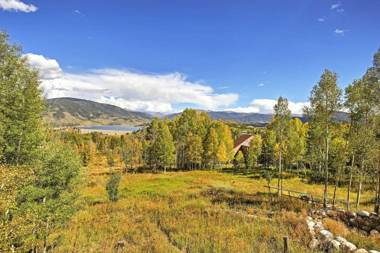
(74, 9), (81, 14)
(331, 3), (344, 12)
(334, 29), (345, 35)
(23, 53), (62, 79)
(25, 53), (238, 113)
(317, 18), (325, 22)
(0, 0), (37, 12)
(330, 3), (340, 10)
(226, 99), (309, 115)
(257, 83), (265, 87)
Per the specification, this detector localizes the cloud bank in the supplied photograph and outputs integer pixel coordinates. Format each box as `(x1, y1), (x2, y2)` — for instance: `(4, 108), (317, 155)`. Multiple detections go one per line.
(24, 53), (238, 113)
(0, 0), (37, 12)
(226, 99), (308, 115)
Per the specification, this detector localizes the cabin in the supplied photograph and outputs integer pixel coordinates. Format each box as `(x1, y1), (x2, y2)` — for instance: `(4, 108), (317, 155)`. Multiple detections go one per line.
(232, 134), (253, 157)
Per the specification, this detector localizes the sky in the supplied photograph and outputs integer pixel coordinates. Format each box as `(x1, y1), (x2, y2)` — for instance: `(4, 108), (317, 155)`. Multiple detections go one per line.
(0, 0), (379, 114)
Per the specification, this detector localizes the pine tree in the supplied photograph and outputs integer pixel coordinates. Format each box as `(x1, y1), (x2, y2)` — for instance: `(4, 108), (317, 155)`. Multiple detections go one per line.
(106, 172), (121, 202)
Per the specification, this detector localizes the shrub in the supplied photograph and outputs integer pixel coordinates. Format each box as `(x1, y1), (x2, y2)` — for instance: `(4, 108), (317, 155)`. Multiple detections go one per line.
(106, 173), (121, 202)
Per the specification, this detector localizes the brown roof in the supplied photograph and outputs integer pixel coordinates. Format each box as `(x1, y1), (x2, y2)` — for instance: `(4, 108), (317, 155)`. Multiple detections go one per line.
(232, 134), (253, 156)
(234, 134), (253, 148)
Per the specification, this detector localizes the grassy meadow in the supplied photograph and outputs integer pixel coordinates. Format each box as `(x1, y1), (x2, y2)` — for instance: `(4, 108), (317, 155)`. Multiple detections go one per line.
(50, 156), (377, 253)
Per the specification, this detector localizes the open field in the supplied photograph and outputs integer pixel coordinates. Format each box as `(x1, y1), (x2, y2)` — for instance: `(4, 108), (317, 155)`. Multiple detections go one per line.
(49, 157), (378, 253)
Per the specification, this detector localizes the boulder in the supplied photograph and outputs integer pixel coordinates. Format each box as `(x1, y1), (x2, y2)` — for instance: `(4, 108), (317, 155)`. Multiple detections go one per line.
(327, 209), (336, 217)
(308, 238), (319, 250)
(329, 240), (341, 250)
(341, 241), (357, 252)
(314, 221), (324, 231)
(358, 229), (369, 236)
(354, 249), (368, 253)
(370, 229), (380, 238)
(347, 211), (357, 218)
(357, 211), (370, 217)
(349, 218), (358, 226)
(307, 220), (315, 228)
(335, 236), (348, 244)
(320, 229), (334, 240)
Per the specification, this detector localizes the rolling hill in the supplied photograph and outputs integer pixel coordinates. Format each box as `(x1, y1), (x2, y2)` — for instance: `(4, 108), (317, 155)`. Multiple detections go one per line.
(168, 110), (348, 125)
(45, 97), (152, 127)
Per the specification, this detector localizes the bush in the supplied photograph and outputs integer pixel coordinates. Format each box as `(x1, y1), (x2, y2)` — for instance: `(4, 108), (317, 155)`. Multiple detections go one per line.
(106, 173), (121, 202)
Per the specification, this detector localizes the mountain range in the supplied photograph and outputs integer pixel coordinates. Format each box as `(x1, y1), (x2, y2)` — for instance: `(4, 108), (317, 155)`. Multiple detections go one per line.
(45, 97), (152, 127)
(44, 97), (349, 127)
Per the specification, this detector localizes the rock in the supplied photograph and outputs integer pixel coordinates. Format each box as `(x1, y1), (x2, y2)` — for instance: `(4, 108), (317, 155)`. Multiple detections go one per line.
(358, 229), (369, 236)
(369, 250), (380, 253)
(347, 211), (357, 218)
(320, 229), (334, 240)
(335, 236), (348, 244)
(355, 249), (368, 253)
(327, 209), (336, 217)
(357, 211), (370, 217)
(349, 218), (357, 226)
(329, 239), (341, 250)
(370, 229), (380, 238)
(341, 241), (357, 252)
(337, 207), (345, 213)
(314, 221), (324, 230)
(307, 220), (315, 229)
(308, 238), (319, 250)
(115, 240), (126, 249)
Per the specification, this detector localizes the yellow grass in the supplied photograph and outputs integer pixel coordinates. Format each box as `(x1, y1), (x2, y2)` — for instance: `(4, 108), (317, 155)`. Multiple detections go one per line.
(48, 157), (375, 252)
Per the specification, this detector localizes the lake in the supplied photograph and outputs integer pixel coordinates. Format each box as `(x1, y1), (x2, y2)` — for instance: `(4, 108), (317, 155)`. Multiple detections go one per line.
(79, 125), (143, 134)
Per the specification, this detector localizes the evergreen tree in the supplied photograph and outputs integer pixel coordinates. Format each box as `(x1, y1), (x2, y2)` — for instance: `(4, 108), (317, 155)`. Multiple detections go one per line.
(106, 172), (121, 202)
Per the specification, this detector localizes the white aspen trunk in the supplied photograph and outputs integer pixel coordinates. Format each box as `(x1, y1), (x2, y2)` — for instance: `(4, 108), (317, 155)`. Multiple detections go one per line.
(347, 154), (355, 211)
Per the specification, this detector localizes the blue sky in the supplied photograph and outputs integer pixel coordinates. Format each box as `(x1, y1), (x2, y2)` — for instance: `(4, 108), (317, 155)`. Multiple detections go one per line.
(0, 0), (379, 113)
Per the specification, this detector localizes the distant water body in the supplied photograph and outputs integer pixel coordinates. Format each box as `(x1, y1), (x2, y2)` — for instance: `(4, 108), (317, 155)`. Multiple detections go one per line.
(80, 125), (142, 132)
